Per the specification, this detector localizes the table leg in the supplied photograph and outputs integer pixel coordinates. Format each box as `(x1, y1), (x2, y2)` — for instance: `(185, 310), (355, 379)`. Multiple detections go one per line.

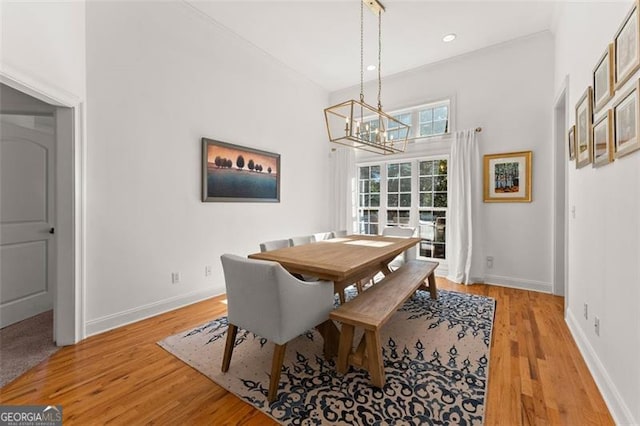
(428, 272), (437, 299)
(315, 320), (340, 360)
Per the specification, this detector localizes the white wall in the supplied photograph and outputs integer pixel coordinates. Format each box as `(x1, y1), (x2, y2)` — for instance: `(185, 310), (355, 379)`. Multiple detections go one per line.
(84, 1), (331, 334)
(330, 32), (555, 292)
(553, 3), (640, 424)
(0, 1), (86, 99)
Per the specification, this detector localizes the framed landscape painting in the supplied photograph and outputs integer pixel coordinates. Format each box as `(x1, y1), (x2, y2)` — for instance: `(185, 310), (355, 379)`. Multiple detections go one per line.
(614, 0), (640, 89)
(483, 151), (532, 203)
(202, 138), (280, 202)
(575, 87), (593, 168)
(592, 110), (614, 167)
(613, 79), (640, 158)
(593, 44), (615, 113)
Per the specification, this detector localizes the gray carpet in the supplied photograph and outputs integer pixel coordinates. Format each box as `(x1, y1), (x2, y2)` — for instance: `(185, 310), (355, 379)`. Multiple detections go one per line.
(0, 310), (60, 388)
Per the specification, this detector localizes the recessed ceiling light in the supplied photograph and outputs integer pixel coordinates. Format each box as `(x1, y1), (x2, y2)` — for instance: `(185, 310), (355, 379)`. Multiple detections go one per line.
(367, 65), (376, 71)
(442, 33), (457, 43)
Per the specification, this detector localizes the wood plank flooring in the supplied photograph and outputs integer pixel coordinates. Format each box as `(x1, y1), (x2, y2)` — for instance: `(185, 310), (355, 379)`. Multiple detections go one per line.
(0, 279), (614, 425)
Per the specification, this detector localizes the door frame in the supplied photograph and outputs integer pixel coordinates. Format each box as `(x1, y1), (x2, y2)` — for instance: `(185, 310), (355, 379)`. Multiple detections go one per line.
(552, 75), (570, 312)
(1, 65), (86, 344)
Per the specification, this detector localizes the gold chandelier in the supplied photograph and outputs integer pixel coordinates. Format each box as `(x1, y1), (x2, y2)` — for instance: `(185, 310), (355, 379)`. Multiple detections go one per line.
(324, 0), (409, 155)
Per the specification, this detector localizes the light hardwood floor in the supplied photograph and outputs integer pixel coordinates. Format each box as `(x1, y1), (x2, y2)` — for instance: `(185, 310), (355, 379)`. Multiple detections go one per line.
(0, 279), (614, 425)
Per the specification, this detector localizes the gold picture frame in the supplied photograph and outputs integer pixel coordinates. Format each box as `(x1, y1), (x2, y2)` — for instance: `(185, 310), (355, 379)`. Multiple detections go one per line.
(593, 44), (615, 113)
(592, 110), (614, 167)
(614, 0), (640, 89)
(575, 87), (593, 168)
(568, 125), (576, 160)
(613, 79), (640, 158)
(483, 151), (532, 203)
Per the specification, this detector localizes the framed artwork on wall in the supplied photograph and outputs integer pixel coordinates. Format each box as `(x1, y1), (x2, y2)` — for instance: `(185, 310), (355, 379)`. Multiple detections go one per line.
(201, 138), (281, 202)
(613, 79), (640, 158)
(593, 44), (615, 113)
(483, 151), (532, 203)
(614, 0), (640, 89)
(592, 110), (614, 167)
(575, 87), (593, 168)
(568, 125), (576, 161)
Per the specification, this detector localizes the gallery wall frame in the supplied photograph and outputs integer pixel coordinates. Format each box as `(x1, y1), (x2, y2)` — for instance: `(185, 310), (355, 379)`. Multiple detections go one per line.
(614, 0), (640, 89)
(483, 151), (532, 203)
(201, 138), (281, 202)
(592, 109), (615, 167)
(613, 79), (640, 158)
(568, 125), (576, 161)
(575, 87), (594, 168)
(593, 43), (615, 113)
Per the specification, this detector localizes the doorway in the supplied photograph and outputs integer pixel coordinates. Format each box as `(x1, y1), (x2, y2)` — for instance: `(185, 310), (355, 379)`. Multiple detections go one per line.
(553, 78), (569, 312)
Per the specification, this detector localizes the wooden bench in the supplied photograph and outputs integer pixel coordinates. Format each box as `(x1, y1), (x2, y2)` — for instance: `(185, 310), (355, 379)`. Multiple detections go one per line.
(329, 259), (439, 388)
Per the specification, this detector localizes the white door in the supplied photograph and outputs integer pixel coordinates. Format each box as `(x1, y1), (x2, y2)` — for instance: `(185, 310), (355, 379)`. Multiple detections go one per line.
(1, 120), (55, 328)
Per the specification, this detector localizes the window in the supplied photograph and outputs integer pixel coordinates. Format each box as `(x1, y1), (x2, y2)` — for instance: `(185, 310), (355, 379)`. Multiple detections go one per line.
(357, 157), (448, 260)
(419, 101), (449, 137)
(358, 165), (380, 235)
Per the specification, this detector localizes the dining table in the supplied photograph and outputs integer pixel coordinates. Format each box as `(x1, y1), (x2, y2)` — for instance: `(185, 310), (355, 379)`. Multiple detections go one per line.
(248, 234), (422, 303)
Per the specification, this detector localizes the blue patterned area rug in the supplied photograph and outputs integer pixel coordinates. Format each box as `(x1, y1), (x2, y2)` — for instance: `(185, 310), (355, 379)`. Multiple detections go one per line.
(158, 289), (496, 425)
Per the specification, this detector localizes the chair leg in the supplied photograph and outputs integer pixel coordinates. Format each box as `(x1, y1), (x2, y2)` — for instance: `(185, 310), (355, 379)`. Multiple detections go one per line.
(221, 323), (238, 372)
(268, 343), (287, 404)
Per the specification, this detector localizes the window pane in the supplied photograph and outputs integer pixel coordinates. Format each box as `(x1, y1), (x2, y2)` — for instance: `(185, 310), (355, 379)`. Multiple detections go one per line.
(361, 180), (369, 193)
(359, 195), (365, 207)
(400, 178), (411, 192)
(400, 163), (411, 176)
(388, 194), (398, 207)
(360, 167), (369, 179)
(433, 119), (447, 134)
(434, 193), (447, 207)
(370, 180), (380, 193)
(361, 210), (369, 222)
(388, 163), (399, 177)
(371, 166), (380, 179)
(387, 210), (398, 223)
(434, 106), (448, 120)
(364, 194), (370, 206)
(420, 193), (433, 207)
(419, 109), (433, 122)
(420, 123), (433, 136)
(435, 175), (447, 191)
(370, 224), (379, 235)
(399, 210), (410, 224)
(420, 161), (433, 175)
(388, 178), (399, 192)
(420, 177), (432, 191)
(400, 194), (411, 207)
(370, 210), (379, 223)
(436, 160), (447, 175)
(370, 194), (380, 207)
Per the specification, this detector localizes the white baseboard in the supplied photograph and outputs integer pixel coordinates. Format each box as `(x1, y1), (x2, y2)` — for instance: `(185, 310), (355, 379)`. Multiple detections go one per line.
(565, 309), (636, 426)
(482, 274), (552, 293)
(85, 288), (221, 337)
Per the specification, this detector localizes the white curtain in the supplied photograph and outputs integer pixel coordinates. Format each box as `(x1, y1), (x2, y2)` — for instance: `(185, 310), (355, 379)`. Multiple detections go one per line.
(447, 129), (483, 285)
(331, 147), (356, 233)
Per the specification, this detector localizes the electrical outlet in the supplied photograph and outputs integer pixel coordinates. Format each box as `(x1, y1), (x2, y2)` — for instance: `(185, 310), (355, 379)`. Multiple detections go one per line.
(583, 303), (588, 319)
(486, 256), (494, 269)
(171, 272), (181, 284)
(594, 317), (600, 336)
(205, 265), (212, 277)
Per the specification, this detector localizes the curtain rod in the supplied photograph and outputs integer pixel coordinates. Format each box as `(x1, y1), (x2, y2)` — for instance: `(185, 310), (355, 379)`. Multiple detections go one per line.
(330, 127), (482, 151)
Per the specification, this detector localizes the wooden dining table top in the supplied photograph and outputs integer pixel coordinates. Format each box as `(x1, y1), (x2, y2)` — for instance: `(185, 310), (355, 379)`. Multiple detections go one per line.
(248, 234), (421, 285)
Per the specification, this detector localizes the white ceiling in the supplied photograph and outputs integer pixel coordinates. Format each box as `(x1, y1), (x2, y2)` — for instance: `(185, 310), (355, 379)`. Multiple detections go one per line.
(187, 1), (558, 92)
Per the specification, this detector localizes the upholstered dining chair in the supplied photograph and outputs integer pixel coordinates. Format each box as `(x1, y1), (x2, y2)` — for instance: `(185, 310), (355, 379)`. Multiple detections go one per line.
(259, 238), (290, 252)
(220, 254), (334, 404)
(382, 226), (417, 269)
(288, 235), (316, 246)
(313, 231), (334, 242)
(332, 230), (348, 238)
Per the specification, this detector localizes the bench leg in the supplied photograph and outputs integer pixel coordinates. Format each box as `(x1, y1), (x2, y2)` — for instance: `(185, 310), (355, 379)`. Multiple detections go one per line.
(428, 273), (437, 299)
(365, 329), (385, 388)
(337, 324), (354, 374)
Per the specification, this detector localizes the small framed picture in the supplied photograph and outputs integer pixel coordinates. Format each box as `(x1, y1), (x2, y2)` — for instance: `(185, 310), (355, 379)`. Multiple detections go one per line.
(568, 125), (576, 160)
(483, 151), (532, 203)
(614, 0), (640, 89)
(592, 110), (614, 167)
(575, 87), (593, 168)
(613, 79), (640, 158)
(593, 44), (615, 112)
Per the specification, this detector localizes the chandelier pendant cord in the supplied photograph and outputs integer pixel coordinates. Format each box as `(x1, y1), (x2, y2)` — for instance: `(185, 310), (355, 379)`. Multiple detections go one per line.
(360, 0), (364, 104)
(377, 10), (382, 111)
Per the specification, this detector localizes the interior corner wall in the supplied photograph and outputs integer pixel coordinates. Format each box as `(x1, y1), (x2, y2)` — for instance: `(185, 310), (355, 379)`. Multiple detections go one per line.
(85, 1), (331, 335)
(330, 32), (555, 293)
(553, 3), (639, 424)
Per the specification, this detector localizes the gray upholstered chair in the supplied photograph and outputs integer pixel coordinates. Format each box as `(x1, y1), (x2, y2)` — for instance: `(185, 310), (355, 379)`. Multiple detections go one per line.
(332, 230), (348, 238)
(259, 239), (291, 252)
(382, 226), (417, 268)
(289, 235), (316, 246)
(313, 231), (334, 242)
(220, 254), (334, 404)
